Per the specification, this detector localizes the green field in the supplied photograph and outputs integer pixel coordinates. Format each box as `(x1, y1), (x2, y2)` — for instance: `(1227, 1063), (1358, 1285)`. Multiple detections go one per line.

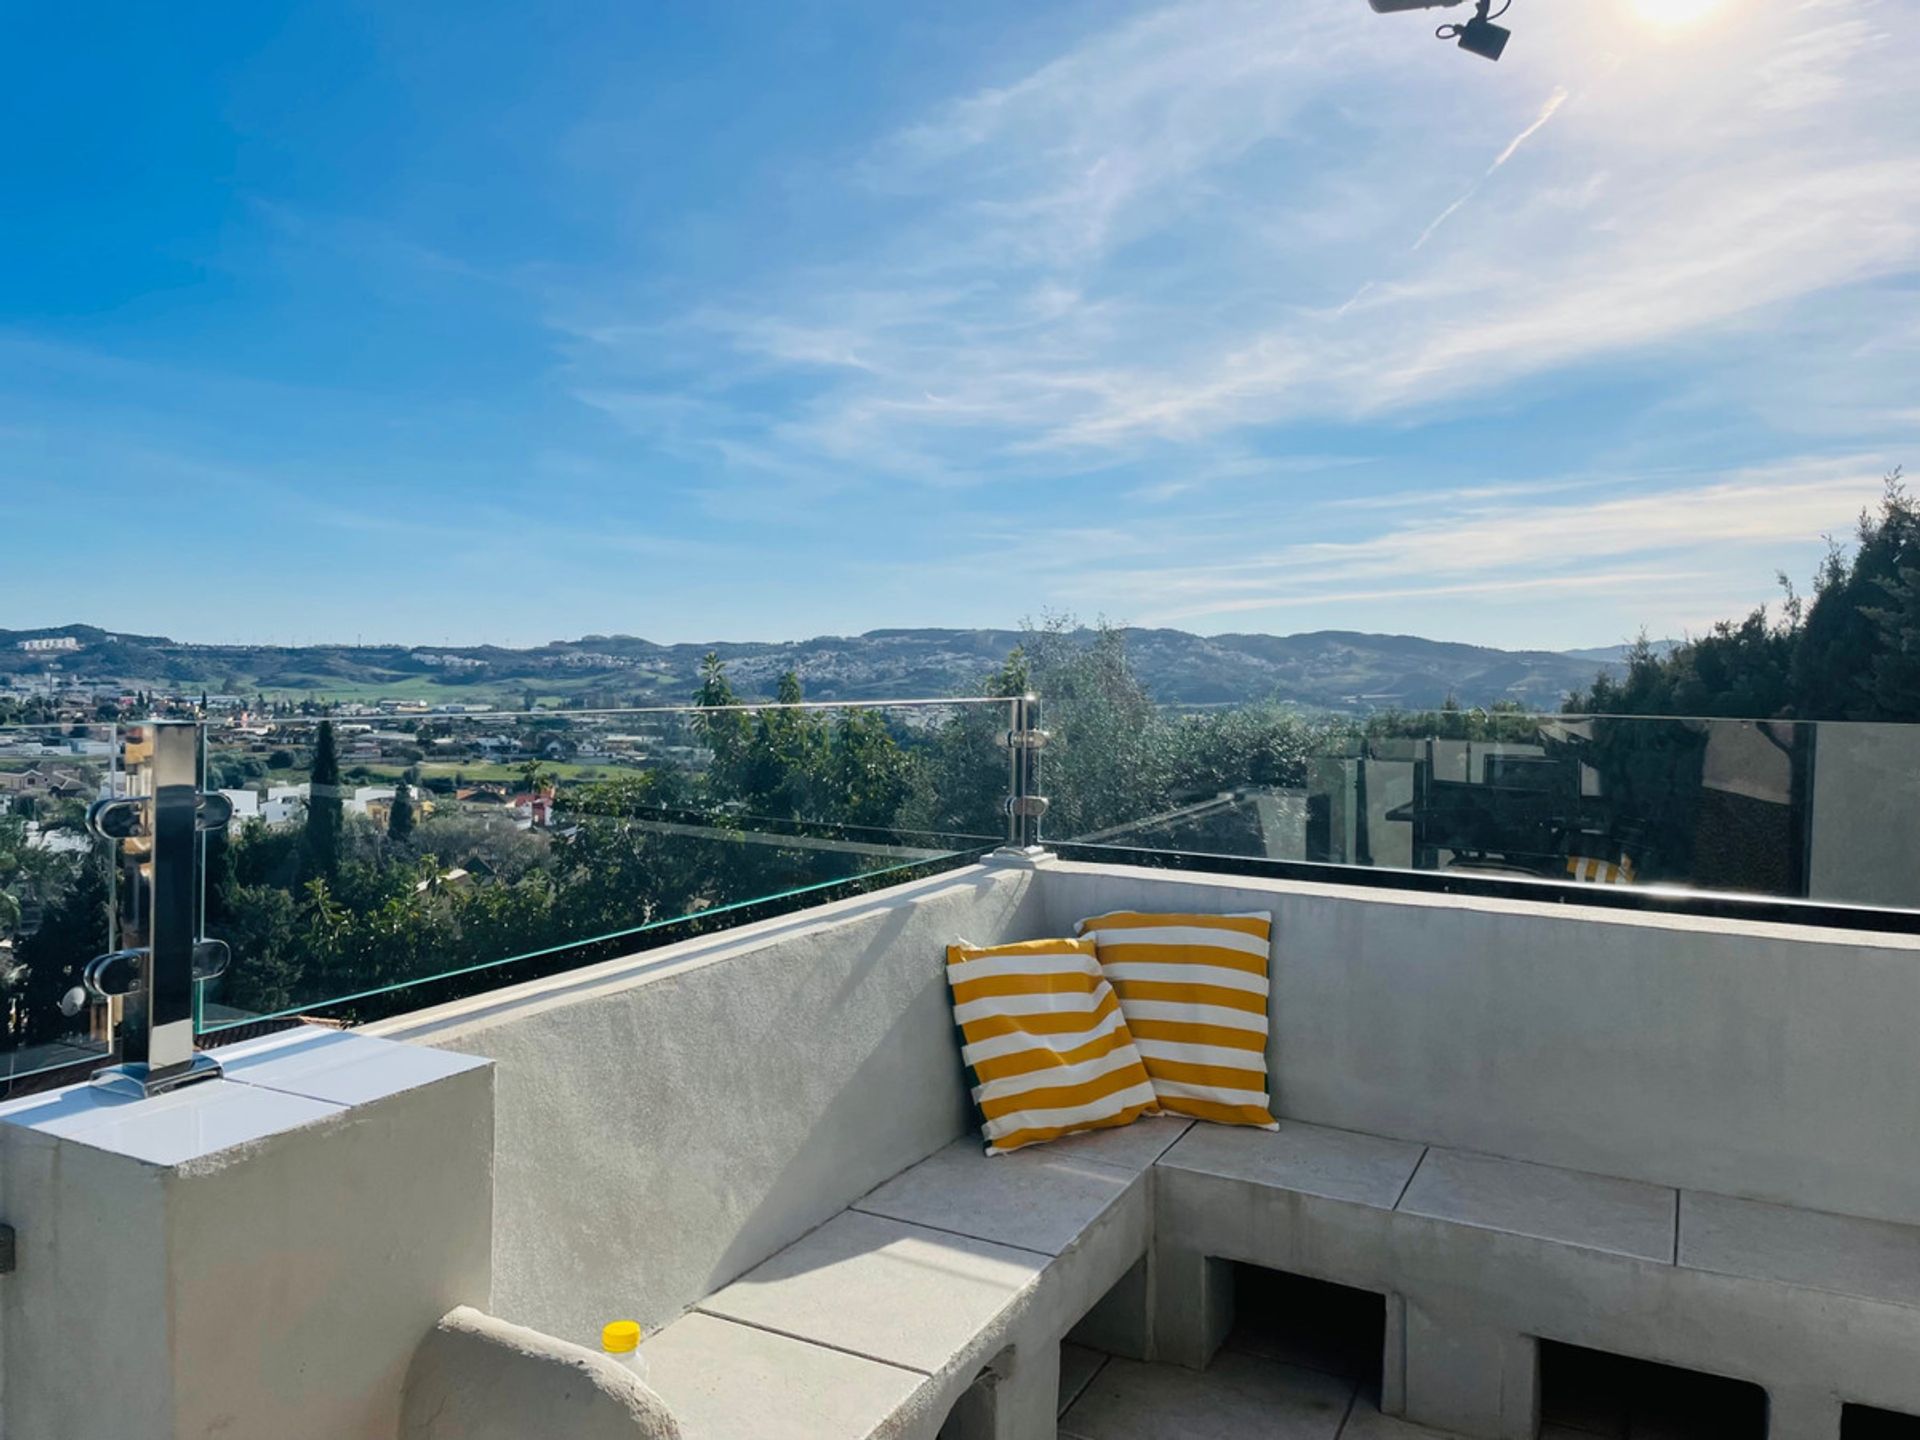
(342, 761), (627, 784)
(247, 674), (607, 707)
(256, 760), (633, 787)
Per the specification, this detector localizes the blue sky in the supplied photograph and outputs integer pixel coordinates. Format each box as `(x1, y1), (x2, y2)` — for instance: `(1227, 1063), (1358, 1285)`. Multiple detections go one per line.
(4, 0), (1916, 650)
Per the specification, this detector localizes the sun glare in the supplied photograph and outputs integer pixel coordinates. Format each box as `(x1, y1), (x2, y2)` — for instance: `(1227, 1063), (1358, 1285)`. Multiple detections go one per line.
(1630, 0), (1727, 29)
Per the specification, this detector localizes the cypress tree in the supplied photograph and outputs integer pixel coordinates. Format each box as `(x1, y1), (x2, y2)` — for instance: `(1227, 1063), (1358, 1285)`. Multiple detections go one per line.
(303, 720), (343, 878)
(388, 781), (416, 843)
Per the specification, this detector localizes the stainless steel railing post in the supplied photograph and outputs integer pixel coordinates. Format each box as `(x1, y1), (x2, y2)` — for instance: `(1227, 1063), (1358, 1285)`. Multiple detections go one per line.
(82, 720), (227, 1096)
(1000, 694), (1050, 855)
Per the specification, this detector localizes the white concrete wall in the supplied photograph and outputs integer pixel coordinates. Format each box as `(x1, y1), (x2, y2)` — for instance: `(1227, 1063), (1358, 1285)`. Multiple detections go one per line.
(374, 862), (1048, 1349)
(0, 1037), (493, 1440)
(1041, 860), (1920, 1227)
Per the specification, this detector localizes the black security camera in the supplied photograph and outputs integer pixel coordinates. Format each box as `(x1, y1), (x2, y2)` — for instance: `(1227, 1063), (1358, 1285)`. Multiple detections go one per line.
(1451, 5), (1511, 60)
(1451, 1), (1512, 60)
(1368, 0), (1515, 63)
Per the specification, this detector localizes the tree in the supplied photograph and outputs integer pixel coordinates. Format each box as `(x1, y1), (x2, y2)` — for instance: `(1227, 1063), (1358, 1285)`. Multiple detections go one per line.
(1017, 618), (1171, 837)
(1865, 558), (1920, 716)
(739, 671), (829, 818)
(13, 851), (110, 1045)
(208, 880), (303, 1017)
(303, 721), (343, 879)
(388, 782), (416, 843)
(1566, 468), (1914, 722)
(1788, 471), (1915, 718)
(825, 710), (912, 830)
(0, 835), (24, 947)
(693, 652), (753, 800)
(0, 813), (72, 941)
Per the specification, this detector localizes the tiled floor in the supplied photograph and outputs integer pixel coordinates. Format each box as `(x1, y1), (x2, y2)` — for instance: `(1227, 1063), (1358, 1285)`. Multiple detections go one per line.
(1056, 1270), (1436, 1440)
(1055, 1270), (1771, 1440)
(1055, 1336), (1774, 1440)
(1056, 1340), (1434, 1440)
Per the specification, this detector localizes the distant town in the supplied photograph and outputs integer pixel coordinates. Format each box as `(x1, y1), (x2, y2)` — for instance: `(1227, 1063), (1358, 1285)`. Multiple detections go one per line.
(0, 678), (709, 844)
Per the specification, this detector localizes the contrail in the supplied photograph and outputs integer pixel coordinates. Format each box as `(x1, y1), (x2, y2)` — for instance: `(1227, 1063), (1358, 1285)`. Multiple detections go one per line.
(1411, 193), (1474, 253)
(1493, 86), (1568, 168)
(1412, 86), (1570, 250)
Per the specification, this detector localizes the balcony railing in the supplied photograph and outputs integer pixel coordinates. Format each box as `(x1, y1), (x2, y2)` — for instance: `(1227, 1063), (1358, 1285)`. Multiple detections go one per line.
(1048, 710), (1920, 926)
(0, 696), (1037, 1092)
(9, 701), (1920, 1093)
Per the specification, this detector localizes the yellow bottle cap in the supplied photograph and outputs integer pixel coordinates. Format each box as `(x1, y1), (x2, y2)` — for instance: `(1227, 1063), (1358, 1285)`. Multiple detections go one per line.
(601, 1320), (641, 1354)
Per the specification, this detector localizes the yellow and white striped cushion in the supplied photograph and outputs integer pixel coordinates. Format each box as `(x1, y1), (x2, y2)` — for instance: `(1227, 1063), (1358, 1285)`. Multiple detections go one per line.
(1074, 911), (1278, 1130)
(946, 936), (1159, 1155)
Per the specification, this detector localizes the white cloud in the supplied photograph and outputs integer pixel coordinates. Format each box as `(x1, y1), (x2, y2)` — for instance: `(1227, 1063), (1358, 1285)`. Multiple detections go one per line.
(566, 0), (1920, 481)
(1144, 455), (1886, 585)
(1147, 568), (1726, 624)
(899, 453), (1895, 632)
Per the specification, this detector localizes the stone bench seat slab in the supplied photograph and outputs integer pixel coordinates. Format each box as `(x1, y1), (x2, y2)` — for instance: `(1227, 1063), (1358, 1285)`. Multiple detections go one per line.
(851, 1123), (1181, 1257)
(1037, 1115), (1194, 1173)
(1396, 1147), (1678, 1264)
(694, 1210), (1048, 1375)
(641, 1311), (924, 1440)
(1679, 1190), (1920, 1308)
(1159, 1120), (1427, 1210)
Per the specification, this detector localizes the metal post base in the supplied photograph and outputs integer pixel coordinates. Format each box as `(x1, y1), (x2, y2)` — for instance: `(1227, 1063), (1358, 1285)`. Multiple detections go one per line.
(988, 844), (1054, 868)
(90, 1052), (224, 1100)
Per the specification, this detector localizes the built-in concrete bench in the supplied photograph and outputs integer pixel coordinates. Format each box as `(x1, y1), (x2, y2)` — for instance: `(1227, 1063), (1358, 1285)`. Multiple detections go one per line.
(582, 1109), (1920, 1440)
(371, 859), (1920, 1440)
(639, 1117), (1192, 1440)
(1150, 1119), (1920, 1440)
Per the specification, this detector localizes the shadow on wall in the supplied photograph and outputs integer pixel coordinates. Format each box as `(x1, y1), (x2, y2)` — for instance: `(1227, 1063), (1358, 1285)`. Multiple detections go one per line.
(411, 861), (1050, 1346)
(705, 868), (1049, 1291)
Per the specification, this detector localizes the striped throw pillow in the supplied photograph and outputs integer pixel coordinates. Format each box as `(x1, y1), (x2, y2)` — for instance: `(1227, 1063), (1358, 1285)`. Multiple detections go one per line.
(946, 936), (1160, 1155)
(1074, 911), (1279, 1129)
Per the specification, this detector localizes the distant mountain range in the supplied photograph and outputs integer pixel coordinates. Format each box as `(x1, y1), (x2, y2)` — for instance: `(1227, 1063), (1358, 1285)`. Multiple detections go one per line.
(0, 623), (1672, 713)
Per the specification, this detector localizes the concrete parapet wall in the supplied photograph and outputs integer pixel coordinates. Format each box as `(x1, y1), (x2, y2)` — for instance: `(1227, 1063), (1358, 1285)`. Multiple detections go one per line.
(370, 852), (1920, 1365)
(0, 1036), (493, 1440)
(375, 862), (1048, 1347)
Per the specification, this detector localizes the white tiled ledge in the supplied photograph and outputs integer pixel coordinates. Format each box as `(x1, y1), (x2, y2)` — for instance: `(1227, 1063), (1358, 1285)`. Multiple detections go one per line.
(0, 1031), (487, 1169)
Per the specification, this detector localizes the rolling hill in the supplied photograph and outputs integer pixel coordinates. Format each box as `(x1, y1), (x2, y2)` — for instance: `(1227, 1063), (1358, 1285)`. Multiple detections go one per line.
(0, 623), (1635, 713)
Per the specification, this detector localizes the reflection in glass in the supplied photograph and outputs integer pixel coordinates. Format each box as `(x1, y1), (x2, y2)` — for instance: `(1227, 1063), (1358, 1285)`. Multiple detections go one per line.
(1062, 711), (1919, 911)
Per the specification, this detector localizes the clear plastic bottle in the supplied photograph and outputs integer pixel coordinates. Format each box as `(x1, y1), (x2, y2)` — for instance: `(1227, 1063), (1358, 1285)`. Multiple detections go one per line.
(601, 1320), (647, 1384)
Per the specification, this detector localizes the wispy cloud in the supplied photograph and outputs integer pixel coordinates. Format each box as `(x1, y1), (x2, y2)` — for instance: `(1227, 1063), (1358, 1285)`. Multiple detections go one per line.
(1116, 456), (1894, 625)
(564, 0), (1920, 486)
(1151, 568), (1725, 624)
(886, 453), (1896, 635)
